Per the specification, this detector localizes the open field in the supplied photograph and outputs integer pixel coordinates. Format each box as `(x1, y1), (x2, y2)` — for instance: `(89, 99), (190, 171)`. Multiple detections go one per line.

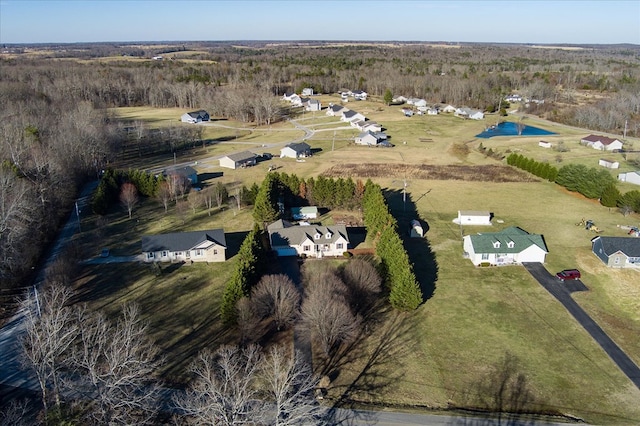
(77, 102), (640, 424)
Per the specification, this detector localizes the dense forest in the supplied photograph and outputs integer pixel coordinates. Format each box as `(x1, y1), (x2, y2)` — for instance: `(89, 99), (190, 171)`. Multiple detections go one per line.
(1, 41), (639, 294)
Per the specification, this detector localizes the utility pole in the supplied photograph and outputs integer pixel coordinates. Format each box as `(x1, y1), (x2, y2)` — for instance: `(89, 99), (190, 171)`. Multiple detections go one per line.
(33, 285), (41, 317)
(624, 119), (628, 139)
(332, 131), (336, 151)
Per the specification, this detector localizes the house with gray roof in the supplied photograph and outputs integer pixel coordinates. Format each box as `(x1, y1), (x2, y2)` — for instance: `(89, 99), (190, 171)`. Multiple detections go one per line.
(355, 130), (388, 146)
(591, 236), (640, 268)
(165, 165), (198, 184)
(267, 220), (349, 258)
(181, 110), (210, 124)
(219, 151), (257, 169)
(341, 110), (365, 123)
(142, 229), (226, 263)
(280, 142), (311, 159)
(326, 104), (346, 116)
(462, 226), (548, 266)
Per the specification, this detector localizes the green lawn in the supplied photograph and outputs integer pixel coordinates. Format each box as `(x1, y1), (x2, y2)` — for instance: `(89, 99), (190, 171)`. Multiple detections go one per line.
(80, 104), (640, 424)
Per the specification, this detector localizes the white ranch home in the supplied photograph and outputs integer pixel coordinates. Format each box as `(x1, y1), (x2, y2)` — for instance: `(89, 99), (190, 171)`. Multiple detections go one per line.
(618, 171), (640, 185)
(142, 229), (226, 263)
(280, 142), (311, 159)
(181, 110), (210, 123)
(463, 227), (548, 266)
(268, 220), (349, 258)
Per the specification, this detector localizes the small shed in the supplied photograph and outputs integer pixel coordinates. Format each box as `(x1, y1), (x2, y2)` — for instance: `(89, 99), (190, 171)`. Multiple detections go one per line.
(291, 206), (318, 220)
(219, 151), (257, 169)
(409, 220), (424, 238)
(538, 141), (552, 148)
(598, 158), (620, 169)
(457, 211), (492, 226)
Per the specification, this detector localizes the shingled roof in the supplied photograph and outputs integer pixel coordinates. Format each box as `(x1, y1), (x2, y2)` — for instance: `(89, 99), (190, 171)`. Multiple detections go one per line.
(592, 236), (640, 257)
(269, 223), (349, 248)
(142, 229), (226, 253)
(467, 227), (547, 254)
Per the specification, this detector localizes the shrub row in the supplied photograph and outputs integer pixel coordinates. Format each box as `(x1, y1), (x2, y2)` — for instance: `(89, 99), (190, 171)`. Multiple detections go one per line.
(506, 153), (558, 182)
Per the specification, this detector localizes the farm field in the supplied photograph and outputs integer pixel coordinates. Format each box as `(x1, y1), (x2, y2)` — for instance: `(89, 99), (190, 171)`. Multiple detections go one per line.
(83, 101), (640, 424)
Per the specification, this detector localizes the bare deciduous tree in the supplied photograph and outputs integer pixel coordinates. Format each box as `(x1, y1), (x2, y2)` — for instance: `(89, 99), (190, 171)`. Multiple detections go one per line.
(187, 189), (203, 215)
(19, 283), (77, 417)
(173, 345), (264, 425)
(69, 304), (162, 426)
(157, 181), (172, 212)
(258, 345), (325, 426)
(213, 181), (228, 209)
(341, 257), (382, 314)
(251, 274), (300, 331)
(236, 296), (261, 345)
(232, 186), (243, 211)
(300, 271), (361, 357)
(119, 182), (139, 218)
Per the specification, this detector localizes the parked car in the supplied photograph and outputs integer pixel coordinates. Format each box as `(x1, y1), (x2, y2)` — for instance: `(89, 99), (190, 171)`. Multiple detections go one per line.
(556, 269), (580, 281)
(262, 153), (273, 160)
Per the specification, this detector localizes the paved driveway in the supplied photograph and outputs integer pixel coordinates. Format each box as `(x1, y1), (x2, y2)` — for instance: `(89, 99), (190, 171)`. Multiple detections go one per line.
(523, 262), (640, 389)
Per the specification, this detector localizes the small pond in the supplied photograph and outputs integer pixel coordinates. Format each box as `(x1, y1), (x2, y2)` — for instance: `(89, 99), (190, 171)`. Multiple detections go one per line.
(476, 121), (556, 138)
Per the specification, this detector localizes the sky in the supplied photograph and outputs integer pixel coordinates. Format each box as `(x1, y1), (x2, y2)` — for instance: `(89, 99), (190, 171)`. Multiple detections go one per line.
(1, 0), (639, 45)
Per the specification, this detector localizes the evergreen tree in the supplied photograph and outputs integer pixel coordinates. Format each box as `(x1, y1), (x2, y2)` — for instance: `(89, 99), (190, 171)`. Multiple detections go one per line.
(383, 89), (393, 106)
(600, 183), (621, 208)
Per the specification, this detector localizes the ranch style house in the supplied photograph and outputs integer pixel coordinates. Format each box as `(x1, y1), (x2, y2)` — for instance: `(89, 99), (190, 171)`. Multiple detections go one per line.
(142, 229), (227, 263)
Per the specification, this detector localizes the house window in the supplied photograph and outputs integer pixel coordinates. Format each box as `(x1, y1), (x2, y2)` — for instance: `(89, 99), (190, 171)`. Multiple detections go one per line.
(162, 251), (168, 257)
(481, 253), (489, 260)
(196, 249), (203, 256)
(507, 241), (515, 248)
(186, 251), (190, 258)
(303, 245), (311, 252)
(147, 252), (154, 259)
(213, 249), (218, 255)
(492, 241), (501, 248)
(323, 244), (330, 250)
(614, 256), (620, 264)
(177, 252), (182, 256)
(314, 233), (321, 240)
(325, 232), (332, 239)
(336, 243), (343, 249)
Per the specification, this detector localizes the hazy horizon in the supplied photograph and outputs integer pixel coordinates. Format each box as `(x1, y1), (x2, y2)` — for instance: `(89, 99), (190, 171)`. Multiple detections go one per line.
(1, 0), (638, 45)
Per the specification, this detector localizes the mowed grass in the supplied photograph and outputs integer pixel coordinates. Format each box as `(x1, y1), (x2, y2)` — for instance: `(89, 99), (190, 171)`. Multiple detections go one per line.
(86, 103), (640, 423)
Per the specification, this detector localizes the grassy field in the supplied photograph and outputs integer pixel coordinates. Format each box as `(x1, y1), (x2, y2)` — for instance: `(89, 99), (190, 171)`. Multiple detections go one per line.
(81, 101), (640, 424)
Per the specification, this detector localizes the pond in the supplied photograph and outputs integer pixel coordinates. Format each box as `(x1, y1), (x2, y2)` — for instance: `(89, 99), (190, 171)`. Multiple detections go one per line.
(476, 121), (556, 138)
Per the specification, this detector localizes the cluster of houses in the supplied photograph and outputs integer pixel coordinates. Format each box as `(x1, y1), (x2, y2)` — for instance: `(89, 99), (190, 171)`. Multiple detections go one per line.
(282, 91), (321, 112)
(340, 90), (368, 101)
(394, 97), (484, 120)
(325, 103), (389, 147)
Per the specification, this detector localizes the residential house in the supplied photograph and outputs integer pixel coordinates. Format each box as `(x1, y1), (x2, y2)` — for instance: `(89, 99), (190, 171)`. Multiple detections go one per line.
(289, 94), (303, 107)
(441, 104), (457, 113)
(392, 96), (407, 104)
(351, 119), (367, 130)
(581, 134), (623, 151)
(618, 171), (640, 185)
(282, 92), (297, 101)
(142, 229), (226, 263)
(592, 236), (640, 268)
(326, 104), (346, 116)
(455, 107), (484, 120)
(302, 87), (314, 96)
(426, 108), (439, 115)
(165, 165), (198, 185)
(291, 206), (318, 220)
(341, 110), (365, 123)
(598, 158), (620, 169)
(355, 130), (388, 146)
(352, 90), (368, 100)
(456, 211), (492, 226)
(401, 108), (414, 117)
(362, 122), (383, 132)
(280, 142), (311, 159)
(505, 94), (522, 102)
(463, 227), (548, 266)
(406, 98), (421, 105)
(413, 99), (428, 108)
(181, 110), (210, 124)
(305, 98), (321, 112)
(219, 151), (257, 169)
(268, 220), (350, 258)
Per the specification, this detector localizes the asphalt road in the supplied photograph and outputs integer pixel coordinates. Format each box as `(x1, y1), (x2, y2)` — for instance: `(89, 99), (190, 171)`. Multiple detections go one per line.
(523, 262), (640, 390)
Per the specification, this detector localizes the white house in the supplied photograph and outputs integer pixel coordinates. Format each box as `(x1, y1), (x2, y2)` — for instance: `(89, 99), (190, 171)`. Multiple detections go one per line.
(142, 229), (226, 263)
(413, 99), (428, 108)
(455, 211), (492, 226)
(280, 142), (311, 159)
(538, 141), (553, 149)
(341, 110), (365, 123)
(181, 110), (210, 124)
(426, 108), (439, 116)
(455, 107), (484, 120)
(352, 90), (367, 100)
(441, 104), (457, 113)
(302, 88), (314, 96)
(618, 171), (640, 185)
(362, 122), (383, 132)
(268, 220), (350, 258)
(219, 151), (257, 169)
(282, 92), (297, 101)
(598, 158), (620, 169)
(463, 227), (548, 266)
(305, 98), (321, 111)
(581, 134), (624, 151)
(355, 130), (388, 146)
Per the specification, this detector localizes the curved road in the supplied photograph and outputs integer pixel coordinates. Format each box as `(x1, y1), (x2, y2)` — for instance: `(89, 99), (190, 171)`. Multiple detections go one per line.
(523, 262), (640, 389)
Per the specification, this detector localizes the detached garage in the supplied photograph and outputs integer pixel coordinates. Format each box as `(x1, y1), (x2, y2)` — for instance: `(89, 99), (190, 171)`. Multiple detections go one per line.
(455, 211), (492, 226)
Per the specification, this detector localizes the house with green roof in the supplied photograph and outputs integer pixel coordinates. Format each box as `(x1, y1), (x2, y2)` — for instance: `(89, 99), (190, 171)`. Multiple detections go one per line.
(141, 229), (226, 263)
(462, 227), (548, 266)
(267, 220), (349, 258)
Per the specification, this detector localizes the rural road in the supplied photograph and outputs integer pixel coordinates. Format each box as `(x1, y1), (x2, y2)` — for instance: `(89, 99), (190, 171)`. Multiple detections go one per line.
(523, 262), (640, 389)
